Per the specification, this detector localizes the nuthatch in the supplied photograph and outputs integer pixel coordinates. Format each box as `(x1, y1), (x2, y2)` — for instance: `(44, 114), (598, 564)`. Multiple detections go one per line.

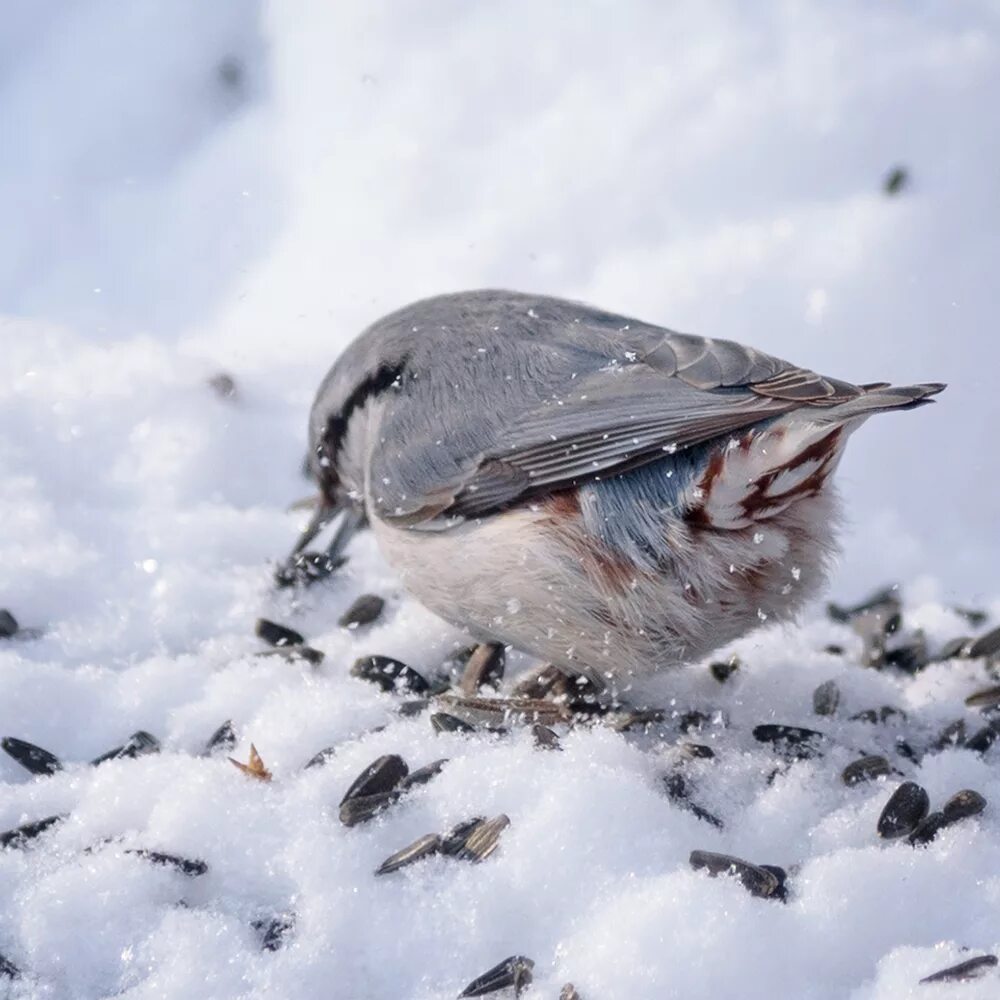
(286, 290), (943, 687)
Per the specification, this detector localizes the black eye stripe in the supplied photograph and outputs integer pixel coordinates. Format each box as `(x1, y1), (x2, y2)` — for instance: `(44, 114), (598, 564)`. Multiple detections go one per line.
(319, 359), (409, 469)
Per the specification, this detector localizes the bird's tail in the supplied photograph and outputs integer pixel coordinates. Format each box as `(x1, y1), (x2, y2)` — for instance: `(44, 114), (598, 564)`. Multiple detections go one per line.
(812, 381), (946, 425)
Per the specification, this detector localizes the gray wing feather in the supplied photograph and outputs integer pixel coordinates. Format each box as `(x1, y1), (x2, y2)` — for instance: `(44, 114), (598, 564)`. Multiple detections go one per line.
(363, 291), (861, 526)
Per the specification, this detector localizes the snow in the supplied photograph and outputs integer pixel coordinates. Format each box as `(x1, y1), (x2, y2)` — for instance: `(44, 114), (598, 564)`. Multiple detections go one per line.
(2, 2), (1000, 998)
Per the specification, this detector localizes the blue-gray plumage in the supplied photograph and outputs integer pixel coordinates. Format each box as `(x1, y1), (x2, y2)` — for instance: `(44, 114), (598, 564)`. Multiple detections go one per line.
(297, 290), (943, 685)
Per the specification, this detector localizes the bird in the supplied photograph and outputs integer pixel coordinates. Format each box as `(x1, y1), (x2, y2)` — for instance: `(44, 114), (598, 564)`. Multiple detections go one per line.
(286, 290), (943, 689)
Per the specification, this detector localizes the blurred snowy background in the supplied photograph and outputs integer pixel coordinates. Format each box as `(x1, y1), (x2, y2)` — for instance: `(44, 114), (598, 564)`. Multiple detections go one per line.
(2, 4), (1000, 999)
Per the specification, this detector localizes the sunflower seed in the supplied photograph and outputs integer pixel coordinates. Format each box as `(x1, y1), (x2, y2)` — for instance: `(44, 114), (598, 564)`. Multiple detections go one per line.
(965, 721), (1000, 754)
(0, 953), (19, 979)
(352, 655), (430, 694)
(339, 791), (400, 827)
(752, 725), (826, 760)
(207, 372), (238, 398)
(935, 636), (973, 661)
(560, 986), (581, 1000)
(274, 550), (346, 588)
(1, 736), (63, 776)
(883, 165), (908, 196)
(932, 719), (966, 751)
(252, 913), (295, 951)
(0, 814), (65, 849)
(399, 699), (430, 718)
(255, 618), (305, 647)
(399, 758), (448, 791)
(884, 636), (928, 674)
(126, 850), (207, 876)
(436, 695), (567, 729)
(965, 685), (1000, 710)
(431, 712), (477, 734)
(304, 746), (337, 769)
(824, 644), (845, 656)
(758, 864), (789, 902)
(709, 658), (740, 683)
(455, 815), (510, 862)
(895, 737), (920, 764)
(459, 955), (534, 997)
(813, 680), (840, 716)
(689, 850), (781, 899)
(907, 811), (949, 847)
(919, 954), (997, 984)
(203, 720), (237, 756)
(91, 730), (160, 766)
(0, 609), (18, 638)
(375, 833), (443, 875)
(827, 586), (900, 624)
(256, 644), (325, 666)
(969, 625), (1000, 660)
(459, 643), (506, 696)
(842, 755), (891, 786)
(339, 594), (385, 629)
(532, 724), (562, 750)
(511, 663), (565, 699)
(441, 817), (487, 856)
(680, 743), (716, 760)
(942, 789), (987, 823)
(678, 710), (712, 733)
(610, 708), (666, 733)
(877, 781), (930, 839)
(340, 754), (408, 805)
(664, 773), (723, 828)
(954, 607), (989, 628)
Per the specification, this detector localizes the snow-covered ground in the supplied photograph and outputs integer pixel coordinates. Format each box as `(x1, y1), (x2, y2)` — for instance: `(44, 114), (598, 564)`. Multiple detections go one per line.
(2, 3), (999, 998)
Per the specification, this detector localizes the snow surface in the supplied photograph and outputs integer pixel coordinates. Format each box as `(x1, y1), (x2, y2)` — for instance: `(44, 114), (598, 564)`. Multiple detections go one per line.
(2, 2), (1000, 998)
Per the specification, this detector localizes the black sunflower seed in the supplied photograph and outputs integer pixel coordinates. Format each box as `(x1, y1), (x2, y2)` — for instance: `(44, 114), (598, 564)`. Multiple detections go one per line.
(827, 585), (900, 624)
(252, 913), (295, 951)
(954, 607), (989, 628)
(964, 721), (1000, 754)
(919, 954), (997, 984)
(274, 551), (346, 588)
(431, 712), (477, 734)
(681, 743), (716, 760)
(942, 789), (987, 823)
(611, 709), (666, 733)
(932, 719), (966, 751)
(126, 850), (208, 876)
(256, 645), (325, 666)
(813, 680), (840, 716)
(455, 815), (510, 862)
(664, 773), (724, 829)
(207, 372), (238, 398)
(458, 643), (506, 696)
(440, 817), (486, 856)
(0, 814), (65, 849)
(203, 720), (237, 756)
(965, 685), (1000, 710)
(752, 725), (826, 760)
(969, 625), (1000, 660)
(339, 791), (400, 827)
(1, 736), (63, 776)
(935, 636), (972, 661)
(304, 746), (336, 769)
(459, 955), (534, 997)
(398, 699), (430, 718)
(91, 731), (160, 766)
(0, 953), (19, 979)
(375, 833), (443, 875)
(842, 755), (891, 786)
(824, 644), (845, 656)
(689, 850), (781, 899)
(0, 609), (18, 638)
(894, 737), (920, 764)
(339, 594), (385, 629)
(399, 759), (448, 791)
(255, 618), (305, 647)
(877, 782), (930, 839)
(907, 811), (949, 847)
(709, 658), (739, 683)
(340, 754), (408, 805)
(758, 864), (789, 902)
(352, 655), (430, 694)
(532, 724), (562, 750)
(559, 986), (581, 1000)
(884, 638), (928, 674)
(883, 165), (908, 196)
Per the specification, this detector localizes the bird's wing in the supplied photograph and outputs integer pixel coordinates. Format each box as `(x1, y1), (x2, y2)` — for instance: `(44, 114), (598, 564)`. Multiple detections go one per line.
(366, 299), (860, 526)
